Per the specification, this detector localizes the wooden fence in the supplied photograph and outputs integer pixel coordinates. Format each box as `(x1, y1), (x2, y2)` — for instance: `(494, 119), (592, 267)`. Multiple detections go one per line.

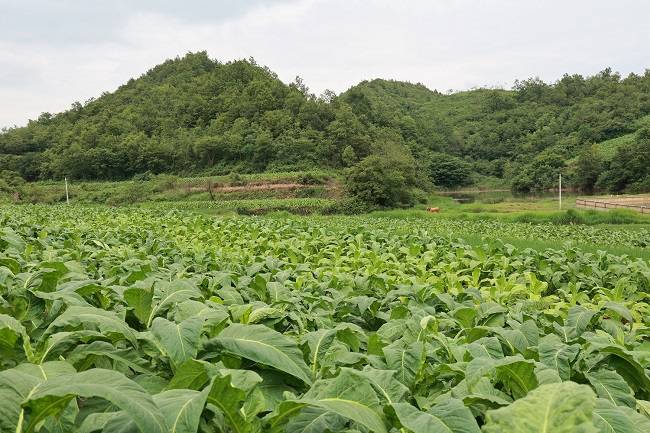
(575, 197), (649, 214)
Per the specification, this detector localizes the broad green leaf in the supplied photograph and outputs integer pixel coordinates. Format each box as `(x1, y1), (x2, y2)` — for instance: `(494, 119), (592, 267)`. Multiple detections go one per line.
(272, 369), (388, 433)
(353, 367), (410, 404)
(383, 340), (424, 388)
(302, 328), (337, 376)
(166, 358), (218, 390)
(152, 316), (202, 369)
(391, 399), (481, 433)
(44, 306), (138, 347)
(0, 361), (75, 432)
(0, 313), (27, 350)
(483, 382), (598, 433)
(466, 355), (537, 399)
(561, 306), (596, 341)
(587, 341), (650, 393)
(538, 334), (580, 380)
(586, 369), (636, 408)
(206, 369), (263, 433)
(285, 407), (346, 433)
(66, 341), (152, 373)
(147, 280), (203, 326)
(205, 323), (312, 385)
(451, 377), (512, 408)
(593, 398), (636, 433)
(103, 389), (209, 433)
(124, 287), (153, 325)
(24, 368), (167, 433)
(602, 302), (633, 323)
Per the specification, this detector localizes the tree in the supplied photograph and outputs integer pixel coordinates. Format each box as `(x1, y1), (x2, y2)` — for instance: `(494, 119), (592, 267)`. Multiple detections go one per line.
(345, 141), (416, 209)
(341, 145), (357, 167)
(573, 145), (603, 193)
(596, 127), (650, 192)
(428, 153), (472, 188)
(511, 150), (566, 193)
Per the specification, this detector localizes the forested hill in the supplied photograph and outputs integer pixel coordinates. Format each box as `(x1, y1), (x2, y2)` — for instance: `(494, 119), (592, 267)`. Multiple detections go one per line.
(1, 51), (649, 193)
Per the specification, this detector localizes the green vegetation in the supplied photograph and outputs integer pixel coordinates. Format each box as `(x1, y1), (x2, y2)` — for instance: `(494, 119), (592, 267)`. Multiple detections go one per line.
(1, 53), (649, 206)
(1, 205), (650, 432)
(145, 198), (335, 214)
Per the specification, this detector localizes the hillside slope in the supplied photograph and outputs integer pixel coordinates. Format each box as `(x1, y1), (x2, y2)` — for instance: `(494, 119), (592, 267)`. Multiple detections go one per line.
(1, 53), (649, 193)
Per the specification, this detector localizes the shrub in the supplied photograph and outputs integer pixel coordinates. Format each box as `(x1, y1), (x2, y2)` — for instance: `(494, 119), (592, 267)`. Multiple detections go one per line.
(345, 148), (416, 209)
(428, 153), (472, 188)
(322, 197), (372, 215)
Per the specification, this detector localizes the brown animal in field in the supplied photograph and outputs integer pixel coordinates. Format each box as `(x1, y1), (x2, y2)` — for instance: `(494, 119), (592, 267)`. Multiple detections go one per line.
(426, 207), (440, 213)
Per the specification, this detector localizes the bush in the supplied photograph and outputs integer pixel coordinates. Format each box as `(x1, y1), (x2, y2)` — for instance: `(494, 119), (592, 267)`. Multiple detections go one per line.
(106, 182), (153, 206)
(229, 172), (245, 186)
(298, 173), (326, 185)
(345, 146), (416, 209)
(428, 153), (472, 188)
(322, 197), (372, 215)
(132, 171), (154, 182)
(153, 174), (179, 192)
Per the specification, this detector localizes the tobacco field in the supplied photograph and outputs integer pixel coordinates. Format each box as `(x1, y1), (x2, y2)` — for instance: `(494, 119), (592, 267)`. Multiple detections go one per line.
(1, 205), (650, 433)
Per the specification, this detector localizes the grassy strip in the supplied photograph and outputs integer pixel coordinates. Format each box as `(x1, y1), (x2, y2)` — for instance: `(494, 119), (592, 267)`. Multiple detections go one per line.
(141, 198), (336, 214)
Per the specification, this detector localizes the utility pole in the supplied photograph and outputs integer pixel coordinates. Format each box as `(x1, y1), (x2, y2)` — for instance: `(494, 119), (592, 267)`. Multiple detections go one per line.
(558, 173), (562, 210)
(65, 177), (69, 204)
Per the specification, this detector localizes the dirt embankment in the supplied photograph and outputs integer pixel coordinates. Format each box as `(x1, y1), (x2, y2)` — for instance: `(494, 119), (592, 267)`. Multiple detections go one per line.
(187, 183), (307, 193)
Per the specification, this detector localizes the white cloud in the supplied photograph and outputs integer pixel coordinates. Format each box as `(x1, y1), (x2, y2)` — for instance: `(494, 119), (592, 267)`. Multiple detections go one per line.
(1, 0), (649, 128)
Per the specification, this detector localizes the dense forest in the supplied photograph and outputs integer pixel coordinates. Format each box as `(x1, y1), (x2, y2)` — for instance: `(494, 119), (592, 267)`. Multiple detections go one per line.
(1, 51), (649, 196)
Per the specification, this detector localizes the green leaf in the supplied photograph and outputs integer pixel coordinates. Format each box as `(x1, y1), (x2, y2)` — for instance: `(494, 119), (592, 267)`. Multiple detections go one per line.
(391, 399), (481, 433)
(103, 389), (209, 433)
(593, 398), (636, 433)
(0, 313), (27, 350)
(483, 382), (598, 433)
(147, 280), (203, 327)
(586, 369), (636, 408)
(24, 368), (167, 433)
(290, 369), (387, 433)
(587, 341), (650, 393)
(303, 328), (337, 376)
(206, 369), (263, 433)
(383, 340), (424, 388)
(602, 302), (633, 323)
(124, 287), (153, 325)
(538, 334), (580, 380)
(451, 377), (512, 408)
(270, 369), (387, 433)
(152, 316), (202, 369)
(0, 361), (75, 432)
(44, 306), (138, 347)
(561, 306), (596, 341)
(166, 358), (217, 390)
(466, 355), (537, 399)
(66, 341), (152, 373)
(285, 407), (346, 433)
(205, 323), (312, 385)
(353, 367), (410, 404)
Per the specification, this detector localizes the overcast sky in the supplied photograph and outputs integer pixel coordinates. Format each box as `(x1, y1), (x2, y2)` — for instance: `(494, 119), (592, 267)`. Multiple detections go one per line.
(1, 0), (649, 128)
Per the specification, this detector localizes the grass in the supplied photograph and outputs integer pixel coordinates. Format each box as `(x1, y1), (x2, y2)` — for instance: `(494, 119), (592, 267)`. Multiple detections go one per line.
(452, 232), (650, 261)
(411, 193), (650, 225)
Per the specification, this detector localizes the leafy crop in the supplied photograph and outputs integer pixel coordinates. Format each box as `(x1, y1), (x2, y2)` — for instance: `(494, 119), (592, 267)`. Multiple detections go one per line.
(1, 205), (650, 432)
(143, 198), (335, 213)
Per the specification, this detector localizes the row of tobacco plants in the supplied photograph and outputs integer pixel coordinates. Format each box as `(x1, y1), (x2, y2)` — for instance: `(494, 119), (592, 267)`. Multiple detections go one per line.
(1, 205), (649, 432)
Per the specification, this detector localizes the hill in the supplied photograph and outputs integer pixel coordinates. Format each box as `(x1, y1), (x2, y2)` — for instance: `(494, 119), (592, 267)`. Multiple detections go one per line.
(1, 52), (649, 194)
